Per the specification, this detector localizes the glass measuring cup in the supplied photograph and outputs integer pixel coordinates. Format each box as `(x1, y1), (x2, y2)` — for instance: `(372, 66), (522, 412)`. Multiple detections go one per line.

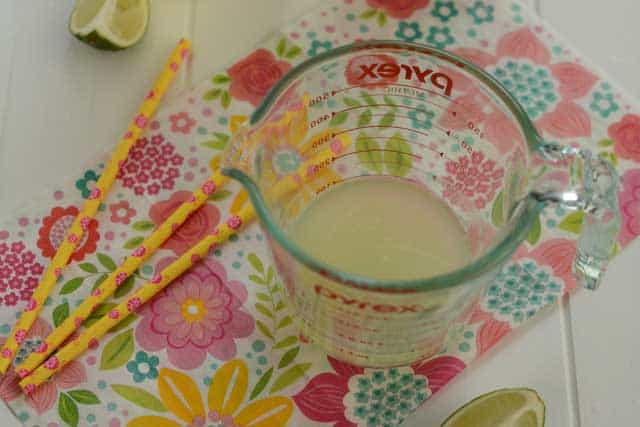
(222, 41), (620, 367)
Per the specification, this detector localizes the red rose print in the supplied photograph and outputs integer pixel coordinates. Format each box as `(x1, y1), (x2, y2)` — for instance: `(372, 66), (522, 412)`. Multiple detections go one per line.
(227, 48), (292, 106)
(366, 0), (431, 19)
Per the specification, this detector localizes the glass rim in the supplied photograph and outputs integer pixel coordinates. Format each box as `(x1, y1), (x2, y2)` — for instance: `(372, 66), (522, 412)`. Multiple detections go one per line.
(223, 40), (546, 292)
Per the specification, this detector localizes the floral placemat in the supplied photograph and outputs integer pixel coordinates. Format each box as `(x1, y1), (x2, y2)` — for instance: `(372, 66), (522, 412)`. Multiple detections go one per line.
(1, 1), (639, 426)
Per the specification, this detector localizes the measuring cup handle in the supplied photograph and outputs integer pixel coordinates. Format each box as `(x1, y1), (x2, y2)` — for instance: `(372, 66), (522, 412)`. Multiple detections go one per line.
(533, 143), (621, 290)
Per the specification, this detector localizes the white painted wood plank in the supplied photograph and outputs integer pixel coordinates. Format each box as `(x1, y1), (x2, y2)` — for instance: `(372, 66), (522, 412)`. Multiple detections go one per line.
(0, 0), (191, 216)
(191, 0), (320, 83)
(538, 1), (640, 425)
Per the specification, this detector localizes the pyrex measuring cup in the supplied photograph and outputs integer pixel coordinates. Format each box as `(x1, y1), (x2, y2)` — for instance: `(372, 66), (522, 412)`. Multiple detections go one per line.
(222, 41), (620, 367)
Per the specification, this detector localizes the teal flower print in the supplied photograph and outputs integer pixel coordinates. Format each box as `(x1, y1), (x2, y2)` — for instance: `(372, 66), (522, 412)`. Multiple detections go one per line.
(394, 21), (423, 42)
(272, 149), (302, 175)
(431, 0), (459, 23)
(467, 1), (495, 24)
(307, 40), (332, 57)
(408, 105), (435, 130)
(75, 170), (100, 199)
(126, 351), (159, 383)
(490, 60), (558, 119)
(344, 367), (430, 426)
(590, 91), (619, 118)
(426, 26), (455, 49)
(484, 259), (563, 324)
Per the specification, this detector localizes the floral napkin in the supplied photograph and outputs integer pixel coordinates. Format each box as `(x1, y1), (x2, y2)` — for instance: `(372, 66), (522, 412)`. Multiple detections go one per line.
(1, 1), (639, 426)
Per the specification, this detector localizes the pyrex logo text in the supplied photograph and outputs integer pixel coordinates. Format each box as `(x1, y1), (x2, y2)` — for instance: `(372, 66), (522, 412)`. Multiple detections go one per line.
(357, 63), (453, 96)
(314, 284), (423, 313)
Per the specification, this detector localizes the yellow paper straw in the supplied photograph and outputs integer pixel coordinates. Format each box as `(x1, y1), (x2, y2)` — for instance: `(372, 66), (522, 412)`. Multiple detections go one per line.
(15, 173), (228, 375)
(20, 136), (352, 390)
(0, 39), (192, 374)
(20, 206), (255, 392)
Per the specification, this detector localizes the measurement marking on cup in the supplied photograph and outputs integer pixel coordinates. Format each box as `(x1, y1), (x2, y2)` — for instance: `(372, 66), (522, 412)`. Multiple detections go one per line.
(331, 83), (456, 103)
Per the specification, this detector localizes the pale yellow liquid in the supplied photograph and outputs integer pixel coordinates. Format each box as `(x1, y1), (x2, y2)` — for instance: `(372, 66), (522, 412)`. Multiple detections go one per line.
(289, 176), (471, 280)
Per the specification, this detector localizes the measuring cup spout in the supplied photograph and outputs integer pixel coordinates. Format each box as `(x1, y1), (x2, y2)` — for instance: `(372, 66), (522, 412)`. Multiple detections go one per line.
(531, 143), (621, 290)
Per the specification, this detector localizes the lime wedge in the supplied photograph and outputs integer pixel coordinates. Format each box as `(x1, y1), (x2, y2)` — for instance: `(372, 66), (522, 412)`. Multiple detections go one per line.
(69, 0), (150, 50)
(442, 388), (545, 427)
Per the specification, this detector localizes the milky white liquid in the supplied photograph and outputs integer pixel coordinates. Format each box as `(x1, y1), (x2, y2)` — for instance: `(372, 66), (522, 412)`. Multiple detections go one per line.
(289, 176), (471, 280)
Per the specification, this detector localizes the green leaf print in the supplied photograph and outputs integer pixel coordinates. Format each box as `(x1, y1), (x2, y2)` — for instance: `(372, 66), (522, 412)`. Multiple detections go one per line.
(111, 384), (167, 412)
(361, 92), (376, 105)
(379, 111), (395, 127)
(208, 190), (232, 201)
(109, 313), (139, 333)
(526, 215), (542, 245)
(383, 133), (412, 177)
(269, 363), (312, 393)
(277, 315), (293, 330)
(212, 74), (230, 84)
(277, 346), (300, 369)
(360, 9), (377, 19)
(100, 329), (134, 370)
(203, 88), (222, 100)
(53, 302), (69, 327)
(247, 252), (264, 273)
(558, 211), (584, 234)
(221, 90), (232, 109)
(329, 111), (348, 126)
(285, 45), (302, 59)
(92, 273), (108, 291)
(83, 303), (116, 328)
(68, 389), (100, 405)
(255, 303), (274, 319)
(124, 236), (144, 250)
(256, 292), (271, 302)
(249, 274), (266, 285)
(274, 335), (297, 349)
(132, 220), (155, 232)
(201, 132), (230, 150)
(343, 97), (361, 107)
(276, 38), (287, 57)
(114, 275), (136, 298)
(256, 319), (274, 340)
(357, 109), (372, 126)
(78, 263), (98, 274)
(250, 367), (274, 400)
(376, 11), (387, 26)
(491, 190), (505, 227)
(60, 277), (85, 295)
(597, 139), (614, 147)
(355, 132), (383, 173)
(58, 393), (79, 427)
(97, 253), (117, 271)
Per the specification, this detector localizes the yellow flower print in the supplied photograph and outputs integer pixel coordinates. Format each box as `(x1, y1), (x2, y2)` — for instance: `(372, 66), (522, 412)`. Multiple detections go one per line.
(128, 359), (293, 427)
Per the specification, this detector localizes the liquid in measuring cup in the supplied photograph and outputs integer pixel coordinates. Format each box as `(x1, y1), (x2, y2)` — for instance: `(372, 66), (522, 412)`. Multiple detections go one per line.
(289, 175), (471, 280)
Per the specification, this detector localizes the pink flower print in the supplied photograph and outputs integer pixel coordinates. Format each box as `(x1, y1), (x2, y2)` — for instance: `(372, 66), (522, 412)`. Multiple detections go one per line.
(115, 272), (128, 286)
(151, 273), (162, 284)
(170, 62), (178, 72)
(169, 112), (196, 134)
(366, 0), (431, 18)
(0, 240), (46, 305)
(25, 299), (37, 311)
(1, 348), (11, 358)
(91, 288), (101, 297)
(136, 257), (254, 369)
(80, 216), (91, 230)
(109, 200), (137, 225)
(0, 244), (6, 255)
(442, 150), (503, 211)
(618, 169), (640, 247)
(161, 178), (175, 190)
(132, 246), (147, 257)
(43, 356), (59, 370)
(36, 342), (48, 354)
(149, 191), (220, 255)
(14, 329), (27, 345)
(109, 309), (120, 319)
(443, 29), (597, 146)
(135, 114), (148, 129)
(127, 297), (142, 312)
(146, 90), (155, 100)
(201, 180), (216, 195)
(609, 114), (640, 163)
(0, 318), (87, 414)
(226, 215), (242, 230)
(67, 233), (78, 243)
(88, 188), (101, 200)
(17, 369), (30, 378)
(117, 134), (183, 196)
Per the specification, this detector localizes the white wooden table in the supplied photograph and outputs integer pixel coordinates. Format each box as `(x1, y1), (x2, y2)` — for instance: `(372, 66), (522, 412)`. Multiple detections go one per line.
(0, 1), (638, 425)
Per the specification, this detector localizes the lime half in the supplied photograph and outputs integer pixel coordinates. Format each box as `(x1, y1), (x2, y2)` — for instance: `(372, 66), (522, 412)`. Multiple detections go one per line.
(69, 0), (150, 50)
(442, 388), (545, 427)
